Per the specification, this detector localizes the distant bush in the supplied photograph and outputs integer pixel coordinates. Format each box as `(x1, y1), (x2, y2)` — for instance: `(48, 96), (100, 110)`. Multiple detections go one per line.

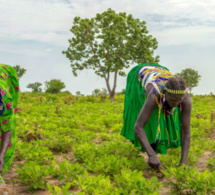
(45, 79), (65, 94)
(27, 82), (43, 92)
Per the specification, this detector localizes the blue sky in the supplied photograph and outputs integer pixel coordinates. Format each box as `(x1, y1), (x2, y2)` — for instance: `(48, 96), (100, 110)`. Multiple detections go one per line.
(1, 0), (215, 95)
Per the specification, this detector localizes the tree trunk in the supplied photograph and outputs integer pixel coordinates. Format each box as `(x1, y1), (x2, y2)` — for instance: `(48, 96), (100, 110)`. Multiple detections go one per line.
(104, 71), (118, 101)
(106, 87), (115, 101)
(109, 91), (115, 101)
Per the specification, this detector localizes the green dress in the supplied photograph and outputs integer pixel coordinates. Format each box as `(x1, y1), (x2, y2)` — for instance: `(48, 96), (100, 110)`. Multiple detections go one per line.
(121, 63), (181, 154)
(0, 64), (19, 171)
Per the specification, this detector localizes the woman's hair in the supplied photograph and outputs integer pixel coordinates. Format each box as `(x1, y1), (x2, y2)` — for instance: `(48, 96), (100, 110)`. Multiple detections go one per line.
(165, 77), (186, 91)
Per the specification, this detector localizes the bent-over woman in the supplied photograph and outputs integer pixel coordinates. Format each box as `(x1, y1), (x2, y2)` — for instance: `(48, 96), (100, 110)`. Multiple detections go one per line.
(0, 64), (19, 172)
(121, 63), (191, 170)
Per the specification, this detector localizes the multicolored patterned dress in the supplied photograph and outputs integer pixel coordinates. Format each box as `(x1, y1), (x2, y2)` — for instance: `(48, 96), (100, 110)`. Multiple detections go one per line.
(138, 65), (173, 94)
(121, 64), (181, 154)
(0, 64), (19, 171)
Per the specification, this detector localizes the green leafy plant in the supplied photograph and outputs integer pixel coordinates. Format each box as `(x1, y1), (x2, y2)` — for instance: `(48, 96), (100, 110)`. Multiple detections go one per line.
(15, 141), (54, 164)
(73, 143), (103, 163)
(84, 154), (129, 176)
(164, 165), (215, 194)
(48, 135), (75, 153)
(57, 160), (84, 184)
(207, 157), (215, 171)
(17, 161), (48, 192)
(114, 169), (161, 194)
(76, 170), (114, 194)
(47, 182), (72, 195)
(46, 160), (60, 178)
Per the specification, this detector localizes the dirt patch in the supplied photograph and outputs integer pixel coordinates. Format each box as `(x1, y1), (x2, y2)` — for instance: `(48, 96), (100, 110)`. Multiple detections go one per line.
(92, 137), (101, 144)
(0, 155), (81, 195)
(0, 185), (17, 195)
(196, 151), (211, 172)
(158, 184), (171, 195)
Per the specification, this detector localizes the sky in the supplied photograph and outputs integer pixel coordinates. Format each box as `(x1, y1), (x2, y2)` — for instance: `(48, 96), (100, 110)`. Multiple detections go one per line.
(1, 0), (215, 95)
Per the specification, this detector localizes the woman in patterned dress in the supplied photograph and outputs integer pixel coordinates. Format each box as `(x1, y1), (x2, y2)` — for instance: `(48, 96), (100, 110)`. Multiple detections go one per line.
(121, 63), (191, 170)
(0, 64), (19, 172)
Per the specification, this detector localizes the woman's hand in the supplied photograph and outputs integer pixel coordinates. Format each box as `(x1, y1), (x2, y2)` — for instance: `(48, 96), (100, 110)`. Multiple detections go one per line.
(0, 155), (4, 172)
(148, 155), (161, 171)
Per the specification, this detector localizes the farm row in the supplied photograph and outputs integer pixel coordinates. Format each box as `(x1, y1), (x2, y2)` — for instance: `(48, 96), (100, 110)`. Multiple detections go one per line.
(2, 92), (215, 194)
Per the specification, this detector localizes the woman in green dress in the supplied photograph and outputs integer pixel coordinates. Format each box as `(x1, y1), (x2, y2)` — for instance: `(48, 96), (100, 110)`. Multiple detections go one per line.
(121, 63), (191, 170)
(0, 64), (19, 172)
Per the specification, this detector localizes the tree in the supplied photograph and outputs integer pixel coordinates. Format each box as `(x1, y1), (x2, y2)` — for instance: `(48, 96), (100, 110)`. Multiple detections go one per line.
(45, 79), (65, 94)
(92, 88), (108, 96)
(175, 68), (201, 93)
(117, 88), (126, 95)
(62, 8), (159, 100)
(13, 65), (27, 78)
(76, 91), (81, 97)
(92, 88), (101, 96)
(101, 88), (108, 95)
(27, 82), (43, 92)
(76, 91), (85, 97)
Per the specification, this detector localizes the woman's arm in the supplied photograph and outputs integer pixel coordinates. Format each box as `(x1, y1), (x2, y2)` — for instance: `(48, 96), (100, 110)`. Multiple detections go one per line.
(0, 130), (12, 172)
(179, 93), (192, 165)
(134, 85), (161, 170)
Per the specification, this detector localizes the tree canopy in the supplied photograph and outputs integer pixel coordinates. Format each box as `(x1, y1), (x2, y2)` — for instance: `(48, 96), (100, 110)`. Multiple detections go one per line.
(13, 65), (27, 79)
(63, 8), (159, 100)
(175, 68), (201, 93)
(27, 82), (42, 92)
(92, 88), (108, 96)
(45, 79), (66, 94)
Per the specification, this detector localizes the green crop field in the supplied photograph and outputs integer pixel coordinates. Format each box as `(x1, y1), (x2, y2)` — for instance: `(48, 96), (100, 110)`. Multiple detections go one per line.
(2, 92), (215, 194)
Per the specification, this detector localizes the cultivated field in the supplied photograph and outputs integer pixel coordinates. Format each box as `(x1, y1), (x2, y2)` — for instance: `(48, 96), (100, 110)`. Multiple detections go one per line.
(1, 92), (215, 194)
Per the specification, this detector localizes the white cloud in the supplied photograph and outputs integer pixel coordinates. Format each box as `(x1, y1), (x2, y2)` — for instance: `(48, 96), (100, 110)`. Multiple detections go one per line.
(1, 0), (215, 94)
(0, 0), (73, 45)
(1, 0), (215, 47)
(153, 26), (215, 46)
